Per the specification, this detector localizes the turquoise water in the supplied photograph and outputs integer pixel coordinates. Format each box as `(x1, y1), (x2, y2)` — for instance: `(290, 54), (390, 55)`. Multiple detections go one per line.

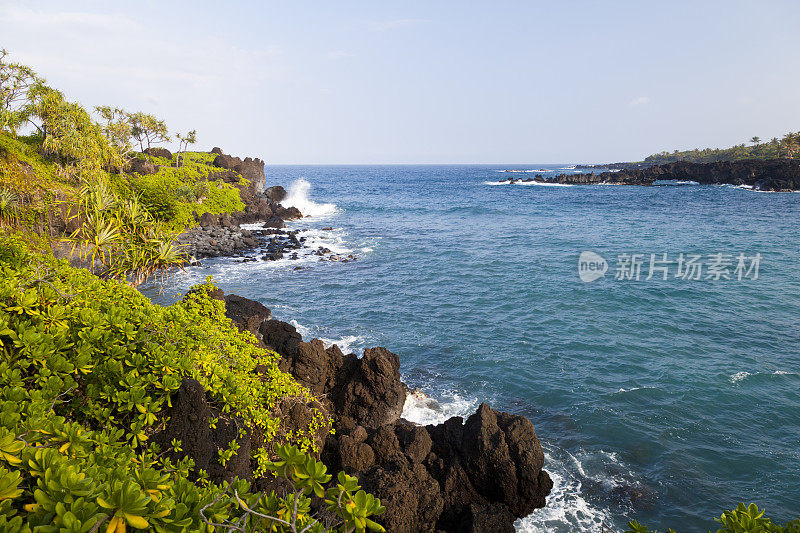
(151, 165), (800, 531)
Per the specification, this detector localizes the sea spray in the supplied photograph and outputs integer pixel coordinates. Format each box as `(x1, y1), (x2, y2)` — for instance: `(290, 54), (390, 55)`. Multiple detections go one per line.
(283, 178), (338, 217)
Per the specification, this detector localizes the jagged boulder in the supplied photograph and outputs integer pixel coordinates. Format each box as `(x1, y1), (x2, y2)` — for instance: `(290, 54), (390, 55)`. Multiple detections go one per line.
(335, 347), (407, 428)
(198, 212), (218, 227)
(266, 185), (287, 203)
(323, 405), (552, 532)
(143, 147), (172, 159)
(128, 158), (159, 175)
(275, 205), (303, 220)
(262, 216), (286, 229)
(224, 294), (271, 335)
(153, 378), (251, 484)
(213, 151), (267, 193)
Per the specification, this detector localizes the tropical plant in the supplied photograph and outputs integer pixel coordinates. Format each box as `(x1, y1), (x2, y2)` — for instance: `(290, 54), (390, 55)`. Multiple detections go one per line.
(95, 105), (136, 164)
(127, 112), (170, 158)
(0, 238), (379, 532)
(0, 187), (19, 227)
(175, 129), (197, 168)
(625, 503), (800, 533)
(0, 48), (41, 134)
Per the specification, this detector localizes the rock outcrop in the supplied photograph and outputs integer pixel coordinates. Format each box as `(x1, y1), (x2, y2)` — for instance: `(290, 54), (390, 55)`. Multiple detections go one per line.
(245, 302), (551, 531)
(548, 159), (800, 191)
(323, 406), (553, 533)
(143, 147), (173, 160)
(153, 378), (252, 484)
(212, 150), (267, 194)
(159, 288), (552, 531)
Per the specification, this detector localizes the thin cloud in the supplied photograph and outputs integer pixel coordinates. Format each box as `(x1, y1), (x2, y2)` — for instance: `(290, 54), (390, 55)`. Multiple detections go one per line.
(629, 96), (651, 106)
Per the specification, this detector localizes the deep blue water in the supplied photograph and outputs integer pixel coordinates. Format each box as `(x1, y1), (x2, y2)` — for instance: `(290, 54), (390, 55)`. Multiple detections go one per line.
(150, 165), (800, 531)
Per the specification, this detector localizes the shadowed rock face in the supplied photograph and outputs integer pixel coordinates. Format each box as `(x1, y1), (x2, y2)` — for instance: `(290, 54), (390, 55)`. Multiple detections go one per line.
(143, 147), (172, 159)
(153, 378), (251, 484)
(265, 185), (287, 203)
(323, 406), (553, 533)
(163, 291), (552, 532)
(548, 159), (800, 191)
(212, 150), (267, 193)
(224, 294), (272, 335)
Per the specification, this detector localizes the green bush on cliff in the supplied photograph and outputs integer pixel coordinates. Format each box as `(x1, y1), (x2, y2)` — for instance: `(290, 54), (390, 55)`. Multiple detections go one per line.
(0, 237), (384, 532)
(626, 503), (800, 533)
(129, 152), (245, 231)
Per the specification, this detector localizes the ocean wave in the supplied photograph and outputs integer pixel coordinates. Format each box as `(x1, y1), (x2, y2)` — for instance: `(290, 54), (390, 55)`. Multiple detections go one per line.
(516, 445), (619, 532)
(400, 388), (479, 426)
(289, 320), (367, 354)
(483, 180), (573, 187)
(283, 178), (338, 217)
(496, 169), (555, 173)
(729, 370), (796, 383)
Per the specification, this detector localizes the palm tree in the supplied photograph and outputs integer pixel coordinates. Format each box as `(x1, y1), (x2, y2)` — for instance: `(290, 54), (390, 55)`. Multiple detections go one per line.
(782, 133), (799, 159)
(750, 136), (761, 145)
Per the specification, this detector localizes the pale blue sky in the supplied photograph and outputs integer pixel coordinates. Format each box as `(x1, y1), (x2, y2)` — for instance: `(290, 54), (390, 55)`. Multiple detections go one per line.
(2, 1), (799, 163)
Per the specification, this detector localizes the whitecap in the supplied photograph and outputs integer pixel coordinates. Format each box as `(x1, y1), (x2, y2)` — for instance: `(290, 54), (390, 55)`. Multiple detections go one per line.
(289, 320), (366, 354)
(730, 371), (752, 383)
(515, 446), (616, 532)
(518, 181), (573, 187)
(400, 389), (478, 426)
(282, 178), (338, 218)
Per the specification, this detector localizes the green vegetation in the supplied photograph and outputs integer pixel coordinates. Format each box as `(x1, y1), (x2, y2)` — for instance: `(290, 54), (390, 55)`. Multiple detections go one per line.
(127, 152), (245, 232)
(626, 503), (800, 533)
(0, 236), (385, 532)
(642, 132), (800, 165)
(0, 49), (252, 286)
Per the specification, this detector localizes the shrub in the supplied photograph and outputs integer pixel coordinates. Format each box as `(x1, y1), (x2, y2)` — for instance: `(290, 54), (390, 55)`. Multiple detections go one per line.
(626, 503), (800, 533)
(0, 238), (379, 532)
(128, 153), (245, 231)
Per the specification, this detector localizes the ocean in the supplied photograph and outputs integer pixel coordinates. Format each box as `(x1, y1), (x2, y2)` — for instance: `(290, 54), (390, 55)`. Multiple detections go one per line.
(149, 165), (800, 531)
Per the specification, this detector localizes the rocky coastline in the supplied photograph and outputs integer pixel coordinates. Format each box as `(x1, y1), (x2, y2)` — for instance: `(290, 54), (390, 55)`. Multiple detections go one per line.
(546, 159), (800, 191)
(175, 149), (352, 263)
(157, 286), (553, 532)
(162, 153), (553, 531)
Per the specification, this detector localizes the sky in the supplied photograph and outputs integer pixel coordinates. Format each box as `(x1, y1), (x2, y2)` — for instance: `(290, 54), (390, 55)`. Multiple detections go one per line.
(1, 0), (799, 164)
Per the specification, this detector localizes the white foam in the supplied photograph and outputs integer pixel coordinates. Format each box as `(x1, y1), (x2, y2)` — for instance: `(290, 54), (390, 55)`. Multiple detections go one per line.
(483, 180), (573, 187)
(730, 371), (752, 383)
(400, 389), (478, 426)
(289, 320), (366, 354)
(518, 181), (573, 187)
(319, 335), (364, 354)
(282, 178), (338, 218)
(730, 370), (796, 383)
(516, 446), (616, 532)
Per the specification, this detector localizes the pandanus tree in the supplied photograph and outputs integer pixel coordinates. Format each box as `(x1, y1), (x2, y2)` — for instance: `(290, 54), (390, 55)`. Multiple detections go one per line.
(175, 129), (197, 167)
(128, 111), (170, 159)
(0, 48), (41, 134)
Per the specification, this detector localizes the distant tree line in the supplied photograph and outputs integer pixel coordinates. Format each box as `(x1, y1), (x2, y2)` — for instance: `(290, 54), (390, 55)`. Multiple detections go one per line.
(643, 132), (800, 165)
